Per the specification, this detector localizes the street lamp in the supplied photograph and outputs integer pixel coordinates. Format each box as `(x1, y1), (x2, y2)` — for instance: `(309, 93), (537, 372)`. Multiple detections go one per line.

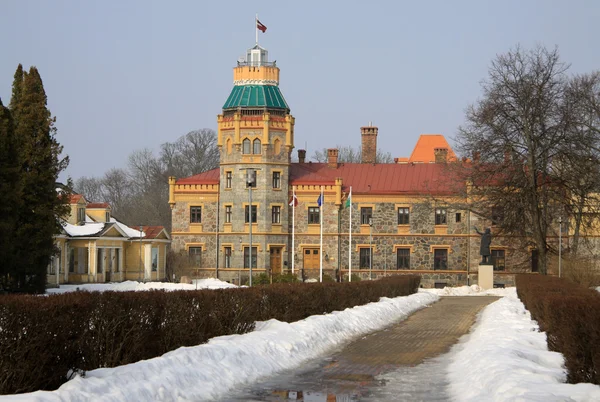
(369, 217), (373, 280)
(559, 216), (562, 278)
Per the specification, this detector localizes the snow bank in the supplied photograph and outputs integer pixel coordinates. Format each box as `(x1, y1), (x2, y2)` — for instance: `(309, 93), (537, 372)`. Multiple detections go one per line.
(4, 292), (438, 401)
(447, 289), (600, 401)
(420, 284), (513, 297)
(46, 279), (237, 294)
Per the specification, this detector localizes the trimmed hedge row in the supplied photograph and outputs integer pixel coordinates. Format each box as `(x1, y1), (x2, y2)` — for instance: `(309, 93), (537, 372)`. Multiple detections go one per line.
(516, 274), (600, 384)
(0, 274), (420, 395)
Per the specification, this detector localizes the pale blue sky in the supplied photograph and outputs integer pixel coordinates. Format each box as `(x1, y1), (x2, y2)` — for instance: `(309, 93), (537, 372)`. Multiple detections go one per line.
(1, 1), (599, 180)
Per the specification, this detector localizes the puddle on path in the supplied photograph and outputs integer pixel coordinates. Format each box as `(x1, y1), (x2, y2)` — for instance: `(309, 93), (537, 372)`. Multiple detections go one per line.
(223, 353), (451, 401)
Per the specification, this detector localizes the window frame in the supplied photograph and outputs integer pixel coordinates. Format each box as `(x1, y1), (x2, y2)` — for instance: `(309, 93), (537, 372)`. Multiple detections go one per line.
(151, 247), (158, 272)
(491, 249), (506, 271)
(245, 205), (257, 223)
(397, 207), (410, 225)
(77, 208), (85, 223)
(225, 205), (232, 223)
(359, 248), (372, 269)
(360, 207), (373, 225)
(188, 247), (202, 267)
(225, 171), (232, 189)
(396, 248), (410, 269)
(272, 205), (281, 224)
(308, 207), (320, 224)
(190, 206), (202, 223)
(435, 208), (447, 225)
(253, 138), (261, 154)
(224, 246), (232, 268)
(272, 171), (281, 189)
(243, 246), (257, 268)
(433, 248), (448, 270)
(242, 138), (251, 154)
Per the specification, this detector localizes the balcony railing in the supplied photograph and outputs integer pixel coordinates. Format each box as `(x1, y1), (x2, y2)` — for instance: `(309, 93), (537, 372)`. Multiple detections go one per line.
(236, 61), (277, 67)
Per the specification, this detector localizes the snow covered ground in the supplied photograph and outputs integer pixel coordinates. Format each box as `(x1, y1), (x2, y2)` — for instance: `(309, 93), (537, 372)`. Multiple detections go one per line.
(4, 292), (439, 401)
(447, 288), (600, 401)
(7, 284), (600, 401)
(46, 278), (237, 294)
(420, 284), (514, 297)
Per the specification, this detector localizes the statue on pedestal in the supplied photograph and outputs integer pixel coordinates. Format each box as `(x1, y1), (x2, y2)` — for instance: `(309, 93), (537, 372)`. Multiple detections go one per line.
(474, 227), (492, 264)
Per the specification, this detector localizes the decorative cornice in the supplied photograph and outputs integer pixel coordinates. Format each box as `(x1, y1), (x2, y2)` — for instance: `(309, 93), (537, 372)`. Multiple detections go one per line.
(234, 79), (278, 86)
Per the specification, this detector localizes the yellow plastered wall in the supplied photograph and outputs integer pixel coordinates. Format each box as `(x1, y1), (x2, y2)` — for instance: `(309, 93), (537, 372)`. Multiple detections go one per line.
(124, 241), (145, 279)
(87, 208), (110, 223)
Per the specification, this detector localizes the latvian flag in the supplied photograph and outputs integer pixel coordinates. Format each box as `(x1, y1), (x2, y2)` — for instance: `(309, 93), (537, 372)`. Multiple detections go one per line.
(257, 20), (267, 33)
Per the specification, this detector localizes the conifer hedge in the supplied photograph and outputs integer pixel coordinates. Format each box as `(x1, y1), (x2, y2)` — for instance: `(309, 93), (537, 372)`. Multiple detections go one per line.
(0, 275), (420, 395)
(516, 274), (600, 385)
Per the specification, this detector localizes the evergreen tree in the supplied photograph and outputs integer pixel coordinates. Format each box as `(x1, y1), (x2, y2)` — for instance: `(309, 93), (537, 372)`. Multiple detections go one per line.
(9, 65), (70, 293)
(0, 98), (23, 290)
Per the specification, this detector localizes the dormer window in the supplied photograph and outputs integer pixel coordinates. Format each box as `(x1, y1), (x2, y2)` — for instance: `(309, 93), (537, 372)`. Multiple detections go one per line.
(105, 212), (110, 222)
(77, 208), (85, 224)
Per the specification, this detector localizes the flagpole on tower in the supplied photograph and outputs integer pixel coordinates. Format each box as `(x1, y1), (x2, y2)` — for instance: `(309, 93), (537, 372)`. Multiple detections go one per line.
(255, 14), (259, 45)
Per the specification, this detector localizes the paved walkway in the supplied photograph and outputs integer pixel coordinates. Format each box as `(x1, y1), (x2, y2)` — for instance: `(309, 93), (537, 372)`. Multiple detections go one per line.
(228, 296), (500, 401)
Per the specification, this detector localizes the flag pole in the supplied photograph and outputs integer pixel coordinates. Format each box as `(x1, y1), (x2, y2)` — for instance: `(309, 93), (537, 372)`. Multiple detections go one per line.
(348, 186), (352, 282)
(291, 186), (295, 275)
(255, 14), (258, 46)
(319, 185), (323, 283)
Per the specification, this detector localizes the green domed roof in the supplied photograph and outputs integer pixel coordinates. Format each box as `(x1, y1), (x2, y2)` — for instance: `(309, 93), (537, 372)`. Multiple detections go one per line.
(223, 85), (289, 110)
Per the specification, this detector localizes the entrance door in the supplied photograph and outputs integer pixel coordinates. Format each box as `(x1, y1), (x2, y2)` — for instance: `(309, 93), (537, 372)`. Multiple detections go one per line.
(270, 247), (282, 274)
(303, 248), (320, 269)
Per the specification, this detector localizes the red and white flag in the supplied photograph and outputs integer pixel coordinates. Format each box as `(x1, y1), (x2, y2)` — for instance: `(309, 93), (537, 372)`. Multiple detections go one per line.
(257, 20), (267, 33)
(289, 193), (298, 207)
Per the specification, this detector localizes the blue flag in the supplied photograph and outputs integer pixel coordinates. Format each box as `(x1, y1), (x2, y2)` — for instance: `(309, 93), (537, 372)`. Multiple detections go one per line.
(317, 194), (323, 207)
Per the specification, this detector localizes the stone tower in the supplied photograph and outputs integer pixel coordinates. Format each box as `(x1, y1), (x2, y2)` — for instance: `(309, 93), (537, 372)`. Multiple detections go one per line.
(216, 44), (295, 274)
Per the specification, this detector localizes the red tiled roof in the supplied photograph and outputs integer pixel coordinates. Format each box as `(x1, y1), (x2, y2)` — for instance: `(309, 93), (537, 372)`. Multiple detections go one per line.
(141, 226), (166, 239)
(176, 168), (220, 185)
(70, 194), (83, 204)
(86, 202), (110, 209)
(407, 134), (457, 163)
(290, 162), (459, 195)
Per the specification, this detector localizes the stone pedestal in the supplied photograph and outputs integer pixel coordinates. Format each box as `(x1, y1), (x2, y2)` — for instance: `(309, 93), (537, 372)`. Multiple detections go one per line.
(478, 265), (494, 289)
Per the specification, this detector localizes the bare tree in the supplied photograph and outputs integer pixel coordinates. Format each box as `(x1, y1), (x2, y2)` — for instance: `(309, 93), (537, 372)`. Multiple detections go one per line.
(74, 176), (104, 202)
(454, 45), (576, 275)
(102, 168), (132, 219)
(311, 145), (393, 163)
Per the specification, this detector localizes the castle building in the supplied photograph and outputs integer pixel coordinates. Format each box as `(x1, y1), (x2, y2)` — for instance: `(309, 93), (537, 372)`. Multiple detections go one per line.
(168, 43), (539, 287)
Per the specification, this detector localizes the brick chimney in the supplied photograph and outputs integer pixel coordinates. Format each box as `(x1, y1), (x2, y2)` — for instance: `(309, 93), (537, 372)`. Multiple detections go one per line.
(298, 149), (306, 163)
(327, 148), (339, 168)
(434, 148), (448, 163)
(361, 124), (378, 164)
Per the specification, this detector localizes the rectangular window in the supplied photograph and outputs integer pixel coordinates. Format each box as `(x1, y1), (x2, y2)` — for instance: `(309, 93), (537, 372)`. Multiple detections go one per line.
(435, 208), (447, 225)
(455, 212), (461, 223)
(531, 250), (539, 272)
(225, 205), (232, 223)
(69, 249), (75, 273)
(272, 171), (281, 189)
(308, 207), (320, 224)
(190, 206), (202, 223)
(396, 248), (410, 269)
(189, 247), (202, 267)
(97, 248), (103, 274)
(151, 247), (158, 272)
(359, 248), (371, 269)
(243, 246), (257, 268)
(492, 207), (504, 226)
(361, 207), (373, 225)
(397, 207), (409, 225)
(225, 171), (232, 189)
(224, 246), (232, 268)
(105, 212), (110, 222)
(245, 205), (257, 223)
(492, 249), (505, 271)
(77, 208), (85, 223)
(434, 249), (448, 270)
(115, 248), (120, 272)
(272, 206), (281, 223)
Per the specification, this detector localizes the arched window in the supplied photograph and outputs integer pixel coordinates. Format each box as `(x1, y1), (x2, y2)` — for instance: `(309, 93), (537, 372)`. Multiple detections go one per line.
(253, 139), (261, 154)
(242, 138), (251, 154)
(273, 138), (281, 155)
(226, 138), (232, 155)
